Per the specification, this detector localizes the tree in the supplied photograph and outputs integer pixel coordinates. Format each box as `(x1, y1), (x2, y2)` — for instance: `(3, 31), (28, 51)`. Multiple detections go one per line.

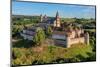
(46, 26), (52, 36)
(75, 18), (83, 24)
(33, 27), (45, 46)
(90, 36), (96, 51)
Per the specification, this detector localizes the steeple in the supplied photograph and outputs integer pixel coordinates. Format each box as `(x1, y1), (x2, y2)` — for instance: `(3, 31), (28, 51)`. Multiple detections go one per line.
(56, 11), (59, 19)
(40, 14), (43, 22)
(55, 11), (61, 27)
(44, 14), (47, 19)
(43, 14), (47, 22)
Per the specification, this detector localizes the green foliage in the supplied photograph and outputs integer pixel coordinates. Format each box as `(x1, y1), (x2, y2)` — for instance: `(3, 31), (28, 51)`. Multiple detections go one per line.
(86, 52), (96, 61)
(12, 15), (40, 26)
(12, 44), (94, 66)
(12, 25), (23, 38)
(74, 18), (82, 24)
(61, 18), (76, 23)
(46, 26), (52, 36)
(12, 26), (18, 35)
(12, 48), (35, 65)
(33, 27), (45, 46)
(48, 46), (56, 53)
(90, 36), (96, 52)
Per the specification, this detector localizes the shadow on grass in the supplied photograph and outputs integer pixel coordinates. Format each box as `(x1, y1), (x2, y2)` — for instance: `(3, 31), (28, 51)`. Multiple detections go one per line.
(86, 52), (96, 61)
(12, 39), (35, 48)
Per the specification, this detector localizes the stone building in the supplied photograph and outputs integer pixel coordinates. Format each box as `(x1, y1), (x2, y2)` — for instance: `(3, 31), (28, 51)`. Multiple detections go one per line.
(20, 11), (89, 48)
(52, 27), (89, 48)
(40, 11), (61, 27)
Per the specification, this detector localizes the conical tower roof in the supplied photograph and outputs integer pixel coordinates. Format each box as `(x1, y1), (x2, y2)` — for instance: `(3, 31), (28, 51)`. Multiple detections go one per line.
(56, 11), (59, 18)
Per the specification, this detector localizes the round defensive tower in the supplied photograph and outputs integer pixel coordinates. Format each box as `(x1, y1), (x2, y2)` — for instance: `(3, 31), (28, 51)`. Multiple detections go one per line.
(85, 32), (89, 45)
(66, 33), (71, 48)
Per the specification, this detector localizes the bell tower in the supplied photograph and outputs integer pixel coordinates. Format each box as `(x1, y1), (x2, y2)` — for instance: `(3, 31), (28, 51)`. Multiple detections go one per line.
(55, 11), (61, 27)
(40, 14), (43, 22)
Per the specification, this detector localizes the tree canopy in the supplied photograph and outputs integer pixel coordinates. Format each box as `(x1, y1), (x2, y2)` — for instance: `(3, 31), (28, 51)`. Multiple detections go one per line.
(33, 27), (45, 46)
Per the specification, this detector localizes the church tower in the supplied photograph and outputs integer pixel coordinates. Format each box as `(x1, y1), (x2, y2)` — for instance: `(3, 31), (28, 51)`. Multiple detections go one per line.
(43, 14), (47, 22)
(55, 11), (61, 27)
(40, 14), (43, 22)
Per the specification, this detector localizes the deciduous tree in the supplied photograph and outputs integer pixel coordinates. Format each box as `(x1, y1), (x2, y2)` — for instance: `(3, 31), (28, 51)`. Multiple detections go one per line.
(33, 27), (45, 46)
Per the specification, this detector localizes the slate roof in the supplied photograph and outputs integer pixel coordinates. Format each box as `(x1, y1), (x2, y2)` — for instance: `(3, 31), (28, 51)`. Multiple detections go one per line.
(47, 17), (56, 24)
(52, 31), (66, 35)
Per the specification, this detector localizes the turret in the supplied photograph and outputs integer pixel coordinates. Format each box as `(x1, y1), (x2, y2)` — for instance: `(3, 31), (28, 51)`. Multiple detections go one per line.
(85, 32), (89, 45)
(43, 14), (47, 22)
(44, 14), (47, 19)
(40, 14), (43, 22)
(66, 34), (71, 48)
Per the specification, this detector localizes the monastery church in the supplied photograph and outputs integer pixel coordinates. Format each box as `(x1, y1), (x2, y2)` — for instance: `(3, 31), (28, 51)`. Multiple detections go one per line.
(20, 11), (89, 48)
